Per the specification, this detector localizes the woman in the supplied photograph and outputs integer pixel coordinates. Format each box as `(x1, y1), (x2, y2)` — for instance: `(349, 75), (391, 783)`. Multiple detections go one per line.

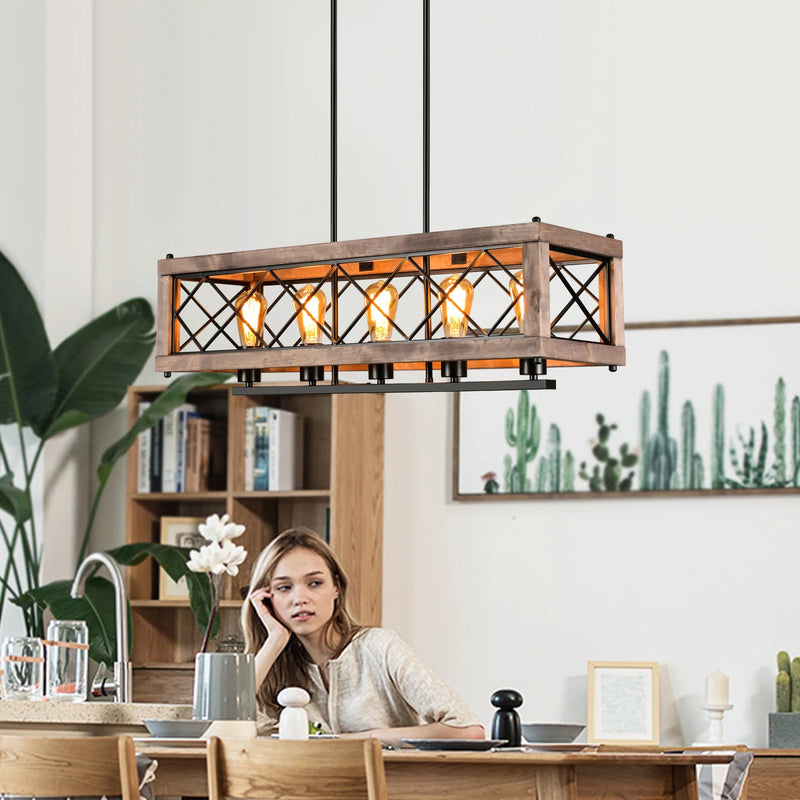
(242, 527), (484, 741)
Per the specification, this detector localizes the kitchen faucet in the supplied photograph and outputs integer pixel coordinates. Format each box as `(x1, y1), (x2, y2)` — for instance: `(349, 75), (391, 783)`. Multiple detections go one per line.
(70, 552), (132, 703)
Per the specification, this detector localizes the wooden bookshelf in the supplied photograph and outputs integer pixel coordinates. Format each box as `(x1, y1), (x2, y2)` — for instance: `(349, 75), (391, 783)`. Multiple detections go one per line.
(124, 384), (384, 702)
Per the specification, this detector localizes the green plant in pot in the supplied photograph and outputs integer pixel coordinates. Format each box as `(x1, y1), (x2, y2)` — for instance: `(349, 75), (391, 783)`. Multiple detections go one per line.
(770, 650), (800, 747)
(0, 248), (227, 665)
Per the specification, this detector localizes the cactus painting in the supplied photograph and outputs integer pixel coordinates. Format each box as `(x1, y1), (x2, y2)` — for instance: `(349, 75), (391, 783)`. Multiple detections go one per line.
(457, 320), (800, 498)
(579, 414), (638, 491)
(503, 390), (541, 493)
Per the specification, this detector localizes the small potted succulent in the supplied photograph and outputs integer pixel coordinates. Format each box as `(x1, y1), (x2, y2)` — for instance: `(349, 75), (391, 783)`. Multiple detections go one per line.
(769, 650), (800, 747)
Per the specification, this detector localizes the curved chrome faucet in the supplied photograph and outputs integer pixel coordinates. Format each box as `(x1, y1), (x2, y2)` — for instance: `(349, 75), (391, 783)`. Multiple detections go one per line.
(70, 552), (132, 703)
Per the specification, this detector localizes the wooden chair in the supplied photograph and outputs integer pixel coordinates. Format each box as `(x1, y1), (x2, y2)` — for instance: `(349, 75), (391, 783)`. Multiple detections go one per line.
(0, 734), (140, 799)
(206, 737), (388, 800)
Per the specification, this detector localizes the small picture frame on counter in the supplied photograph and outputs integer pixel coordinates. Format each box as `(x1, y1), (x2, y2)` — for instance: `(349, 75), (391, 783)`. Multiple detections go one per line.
(587, 660), (659, 745)
(159, 516), (206, 600)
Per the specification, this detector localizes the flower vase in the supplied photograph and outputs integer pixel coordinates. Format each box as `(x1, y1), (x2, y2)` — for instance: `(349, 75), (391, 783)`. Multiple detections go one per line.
(193, 652), (257, 738)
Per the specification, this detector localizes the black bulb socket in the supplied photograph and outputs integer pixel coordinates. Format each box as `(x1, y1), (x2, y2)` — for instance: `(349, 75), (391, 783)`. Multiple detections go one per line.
(519, 357), (547, 378)
(368, 363), (394, 383)
(299, 365), (325, 385)
(237, 368), (261, 388)
(440, 360), (468, 382)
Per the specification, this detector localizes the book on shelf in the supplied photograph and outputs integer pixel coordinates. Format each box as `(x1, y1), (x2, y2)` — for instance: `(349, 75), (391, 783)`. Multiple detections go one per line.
(162, 403), (198, 493)
(253, 413), (270, 491)
(161, 408), (178, 492)
(149, 418), (163, 493)
(244, 407), (271, 491)
(268, 407), (303, 491)
(136, 401), (152, 493)
(242, 406), (303, 491)
(244, 407), (254, 491)
(137, 401), (226, 493)
(185, 416), (212, 493)
(176, 406), (200, 492)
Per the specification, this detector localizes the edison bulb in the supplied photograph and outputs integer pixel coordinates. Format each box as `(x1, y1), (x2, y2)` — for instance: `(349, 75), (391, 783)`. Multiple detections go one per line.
(365, 282), (398, 342)
(439, 275), (474, 338)
(235, 290), (267, 348)
(294, 284), (327, 345)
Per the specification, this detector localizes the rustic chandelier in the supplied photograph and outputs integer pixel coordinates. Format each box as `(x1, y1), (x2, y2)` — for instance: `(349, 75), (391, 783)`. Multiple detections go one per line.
(155, 3), (625, 395)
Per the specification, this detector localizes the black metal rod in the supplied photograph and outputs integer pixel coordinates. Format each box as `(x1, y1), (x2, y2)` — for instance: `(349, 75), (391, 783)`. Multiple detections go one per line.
(330, 0), (339, 384)
(423, 0), (430, 235)
(331, 0), (337, 244)
(423, 0), (433, 382)
(331, 266), (339, 384)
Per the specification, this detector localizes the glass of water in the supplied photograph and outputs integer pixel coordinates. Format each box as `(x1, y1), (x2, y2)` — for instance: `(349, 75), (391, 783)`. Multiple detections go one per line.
(45, 620), (89, 701)
(1, 636), (44, 700)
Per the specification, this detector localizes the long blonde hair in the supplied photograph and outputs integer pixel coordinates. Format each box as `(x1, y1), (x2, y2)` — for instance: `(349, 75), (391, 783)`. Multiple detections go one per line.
(241, 527), (362, 715)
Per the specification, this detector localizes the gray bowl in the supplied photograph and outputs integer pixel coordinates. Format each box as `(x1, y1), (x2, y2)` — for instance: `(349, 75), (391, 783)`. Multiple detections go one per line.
(521, 722), (585, 744)
(142, 718), (211, 739)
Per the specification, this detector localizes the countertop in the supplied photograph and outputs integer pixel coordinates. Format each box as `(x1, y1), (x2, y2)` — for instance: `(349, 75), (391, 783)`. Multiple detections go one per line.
(0, 700), (193, 734)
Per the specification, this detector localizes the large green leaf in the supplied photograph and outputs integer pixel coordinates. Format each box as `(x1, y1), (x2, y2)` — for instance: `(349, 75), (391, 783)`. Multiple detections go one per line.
(21, 577), (120, 666)
(108, 542), (217, 638)
(109, 542), (195, 579)
(26, 542), (218, 665)
(96, 372), (229, 484)
(0, 473), (31, 524)
(37, 298), (156, 440)
(0, 249), (57, 428)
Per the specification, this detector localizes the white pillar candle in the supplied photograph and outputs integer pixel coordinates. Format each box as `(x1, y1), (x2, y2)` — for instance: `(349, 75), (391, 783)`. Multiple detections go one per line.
(705, 670), (729, 705)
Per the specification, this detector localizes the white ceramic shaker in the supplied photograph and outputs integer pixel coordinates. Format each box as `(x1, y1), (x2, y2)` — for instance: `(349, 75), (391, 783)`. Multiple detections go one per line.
(277, 686), (311, 740)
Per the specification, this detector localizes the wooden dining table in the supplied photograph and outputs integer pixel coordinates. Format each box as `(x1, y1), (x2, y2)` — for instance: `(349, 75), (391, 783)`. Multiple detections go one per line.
(137, 740), (732, 800)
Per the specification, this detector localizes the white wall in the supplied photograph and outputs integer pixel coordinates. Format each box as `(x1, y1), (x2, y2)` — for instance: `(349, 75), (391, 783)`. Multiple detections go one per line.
(7, 0), (800, 745)
(0, 0), (46, 640)
(0, 1), (94, 639)
(379, 1), (800, 745)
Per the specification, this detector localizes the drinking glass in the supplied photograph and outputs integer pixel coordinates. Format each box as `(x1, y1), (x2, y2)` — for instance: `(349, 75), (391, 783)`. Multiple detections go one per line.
(1, 636), (44, 700)
(45, 620), (89, 701)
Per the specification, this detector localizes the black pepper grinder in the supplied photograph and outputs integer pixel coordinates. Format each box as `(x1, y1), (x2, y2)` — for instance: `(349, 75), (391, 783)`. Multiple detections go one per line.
(490, 688), (523, 747)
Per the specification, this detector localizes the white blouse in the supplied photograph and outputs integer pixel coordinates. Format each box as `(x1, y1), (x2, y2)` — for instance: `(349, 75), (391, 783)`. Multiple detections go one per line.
(258, 627), (482, 734)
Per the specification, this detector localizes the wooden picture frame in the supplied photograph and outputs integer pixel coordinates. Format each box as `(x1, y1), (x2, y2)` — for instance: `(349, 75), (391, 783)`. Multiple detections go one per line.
(453, 316), (800, 499)
(587, 661), (659, 745)
(158, 516), (205, 600)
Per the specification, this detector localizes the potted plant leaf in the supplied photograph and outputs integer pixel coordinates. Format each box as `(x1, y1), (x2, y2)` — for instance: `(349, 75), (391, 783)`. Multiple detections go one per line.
(0, 248), (228, 665)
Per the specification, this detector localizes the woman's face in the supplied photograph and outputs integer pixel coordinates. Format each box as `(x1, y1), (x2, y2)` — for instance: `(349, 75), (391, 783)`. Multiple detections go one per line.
(266, 547), (339, 638)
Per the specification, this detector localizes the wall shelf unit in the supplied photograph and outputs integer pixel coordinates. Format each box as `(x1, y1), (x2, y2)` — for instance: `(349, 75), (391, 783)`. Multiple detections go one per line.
(125, 384), (384, 702)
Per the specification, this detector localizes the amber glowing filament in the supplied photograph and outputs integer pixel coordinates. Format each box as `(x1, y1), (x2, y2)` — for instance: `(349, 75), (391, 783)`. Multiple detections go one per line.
(365, 282), (399, 342)
(439, 275), (474, 338)
(235, 290), (267, 348)
(509, 270), (524, 332)
(294, 284), (327, 344)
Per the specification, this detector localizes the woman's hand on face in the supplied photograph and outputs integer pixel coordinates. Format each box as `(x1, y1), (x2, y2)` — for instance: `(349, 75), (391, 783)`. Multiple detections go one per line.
(248, 587), (290, 647)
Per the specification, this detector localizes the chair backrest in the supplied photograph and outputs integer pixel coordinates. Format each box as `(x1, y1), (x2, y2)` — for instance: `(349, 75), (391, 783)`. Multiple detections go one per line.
(0, 734), (139, 800)
(207, 737), (388, 800)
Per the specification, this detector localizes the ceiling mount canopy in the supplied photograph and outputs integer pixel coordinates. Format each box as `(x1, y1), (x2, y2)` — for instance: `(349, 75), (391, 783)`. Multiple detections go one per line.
(155, 218), (624, 394)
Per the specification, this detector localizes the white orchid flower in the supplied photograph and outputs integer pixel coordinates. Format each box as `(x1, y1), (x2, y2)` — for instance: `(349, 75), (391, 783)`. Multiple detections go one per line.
(198, 513), (246, 544)
(184, 515), (248, 653)
(186, 543), (219, 573)
(186, 540), (247, 576)
(216, 539), (248, 576)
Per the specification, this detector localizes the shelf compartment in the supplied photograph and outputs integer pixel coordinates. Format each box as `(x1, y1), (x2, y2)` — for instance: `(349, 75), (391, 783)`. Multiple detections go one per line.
(131, 491), (228, 502)
(230, 489), (330, 500)
(130, 599), (243, 609)
(125, 383), (383, 694)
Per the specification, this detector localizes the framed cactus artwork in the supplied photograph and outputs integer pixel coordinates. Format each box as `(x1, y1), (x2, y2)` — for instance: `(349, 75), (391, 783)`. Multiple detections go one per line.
(453, 317), (800, 498)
